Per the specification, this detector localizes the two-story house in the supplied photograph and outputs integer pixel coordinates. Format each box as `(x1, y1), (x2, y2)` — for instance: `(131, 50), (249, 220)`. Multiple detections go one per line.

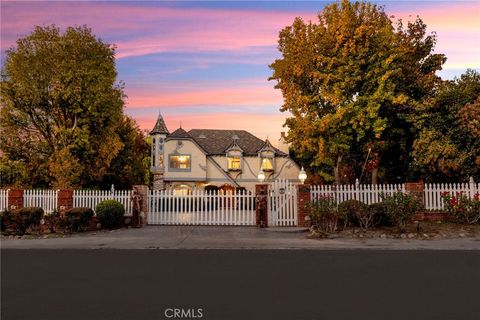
(149, 113), (301, 193)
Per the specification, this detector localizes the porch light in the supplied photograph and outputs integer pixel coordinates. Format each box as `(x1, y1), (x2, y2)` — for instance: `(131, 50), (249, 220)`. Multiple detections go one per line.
(298, 167), (307, 184)
(257, 169), (265, 182)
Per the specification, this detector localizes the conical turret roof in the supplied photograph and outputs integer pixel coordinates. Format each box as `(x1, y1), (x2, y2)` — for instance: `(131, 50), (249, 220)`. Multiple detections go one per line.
(150, 112), (169, 135)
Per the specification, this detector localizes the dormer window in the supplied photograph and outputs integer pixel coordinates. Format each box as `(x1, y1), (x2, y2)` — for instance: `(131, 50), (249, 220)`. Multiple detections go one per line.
(225, 139), (244, 172)
(261, 158), (273, 171)
(228, 157), (241, 171)
(258, 138), (276, 173)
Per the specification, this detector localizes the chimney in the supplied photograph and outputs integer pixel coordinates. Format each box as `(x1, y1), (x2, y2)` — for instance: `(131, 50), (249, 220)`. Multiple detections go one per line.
(280, 132), (286, 139)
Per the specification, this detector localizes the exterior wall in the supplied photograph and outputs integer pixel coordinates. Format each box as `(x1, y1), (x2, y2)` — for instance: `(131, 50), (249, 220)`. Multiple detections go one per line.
(163, 139), (301, 192)
(164, 139), (207, 182)
(205, 155), (301, 192)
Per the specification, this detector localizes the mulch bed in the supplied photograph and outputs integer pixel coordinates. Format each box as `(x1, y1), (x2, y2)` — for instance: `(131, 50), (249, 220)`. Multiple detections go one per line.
(309, 222), (480, 240)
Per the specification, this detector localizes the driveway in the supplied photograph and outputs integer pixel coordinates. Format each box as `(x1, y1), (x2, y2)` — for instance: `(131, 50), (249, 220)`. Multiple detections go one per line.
(2, 226), (480, 249)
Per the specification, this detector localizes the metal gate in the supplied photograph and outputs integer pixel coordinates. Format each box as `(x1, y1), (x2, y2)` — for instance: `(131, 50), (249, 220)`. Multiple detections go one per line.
(268, 179), (297, 226)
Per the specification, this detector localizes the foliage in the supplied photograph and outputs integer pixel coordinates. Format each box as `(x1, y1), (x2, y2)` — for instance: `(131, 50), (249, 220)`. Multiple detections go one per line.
(441, 192), (480, 224)
(337, 200), (374, 230)
(368, 202), (394, 227)
(95, 200), (125, 229)
(381, 192), (422, 231)
(62, 207), (94, 231)
(0, 25), (128, 188)
(0, 158), (29, 188)
(307, 195), (339, 233)
(99, 116), (149, 189)
(412, 70), (480, 181)
(0, 207), (44, 235)
(269, 0), (445, 184)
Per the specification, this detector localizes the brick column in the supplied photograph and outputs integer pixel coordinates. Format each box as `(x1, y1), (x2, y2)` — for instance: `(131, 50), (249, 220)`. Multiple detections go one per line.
(405, 182), (424, 206)
(57, 190), (73, 211)
(8, 189), (23, 210)
(296, 184), (311, 227)
(255, 184), (269, 227)
(133, 185), (148, 226)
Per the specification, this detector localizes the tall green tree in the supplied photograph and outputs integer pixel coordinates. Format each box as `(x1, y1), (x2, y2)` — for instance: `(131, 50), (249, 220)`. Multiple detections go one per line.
(0, 25), (128, 188)
(270, 0), (445, 184)
(411, 70), (480, 181)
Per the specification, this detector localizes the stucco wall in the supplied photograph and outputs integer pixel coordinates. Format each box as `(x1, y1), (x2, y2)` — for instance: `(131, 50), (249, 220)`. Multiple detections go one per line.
(163, 139), (301, 192)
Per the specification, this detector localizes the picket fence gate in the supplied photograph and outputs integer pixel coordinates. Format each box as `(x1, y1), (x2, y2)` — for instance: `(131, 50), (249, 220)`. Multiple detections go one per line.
(147, 189), (256, 225)
(268, 179), (297, 226)
(73, 190), (133, 216)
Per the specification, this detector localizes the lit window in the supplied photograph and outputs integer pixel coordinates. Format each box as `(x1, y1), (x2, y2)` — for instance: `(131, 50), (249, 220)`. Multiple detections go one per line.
(228, 157), (241, 171)
(261, 158), (273, 171)
(174, 184), (191, 195)
(169, 155), (191, 169)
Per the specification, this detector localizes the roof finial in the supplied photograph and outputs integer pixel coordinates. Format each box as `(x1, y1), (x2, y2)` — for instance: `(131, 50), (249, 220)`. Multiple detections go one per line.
(180, 121), (182, 129)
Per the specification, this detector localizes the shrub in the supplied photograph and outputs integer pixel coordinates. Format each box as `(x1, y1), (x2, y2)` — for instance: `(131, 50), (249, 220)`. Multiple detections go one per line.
(1, 207), (44, 235)
(96, 200), (125, 229)
(63, 207), (94, 231)
(368, 202), (394, 227)
(441, 192), (480, 224)
(381, 192), (422, 232)
(337, 200), (373, 230)
(44, 210), (62, 233)
(307, 195), (339, 233)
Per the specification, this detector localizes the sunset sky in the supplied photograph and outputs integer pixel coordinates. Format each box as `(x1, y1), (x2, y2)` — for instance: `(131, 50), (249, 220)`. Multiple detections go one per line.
(1, 1), (479, 142)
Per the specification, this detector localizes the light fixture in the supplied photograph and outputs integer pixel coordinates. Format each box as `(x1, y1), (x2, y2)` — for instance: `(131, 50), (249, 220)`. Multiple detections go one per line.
(298, 167), (307, 184)
(257, 169), (265, 182)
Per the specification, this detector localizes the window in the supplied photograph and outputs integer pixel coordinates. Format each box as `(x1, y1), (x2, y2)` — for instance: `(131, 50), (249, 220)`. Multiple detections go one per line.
(228, 157), (241, 171)
(261, 158), (274, 171)
(173, 184), (191, 195)
(169, 155), (191, 170)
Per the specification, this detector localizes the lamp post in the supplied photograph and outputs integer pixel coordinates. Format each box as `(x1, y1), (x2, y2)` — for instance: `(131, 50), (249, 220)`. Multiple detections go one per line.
(298, 167), (307, 184)
(257, 169), (265, 183)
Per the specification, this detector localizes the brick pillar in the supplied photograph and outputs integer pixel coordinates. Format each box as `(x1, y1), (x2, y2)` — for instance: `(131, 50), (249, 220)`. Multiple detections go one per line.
(133, 185), (148, 226)
(57, 190), (73, 211)
(405, 181), (424, 206)
(297, 184), (311, 227)
(8, 189), (23, 210)
(255, 184), (269, 227)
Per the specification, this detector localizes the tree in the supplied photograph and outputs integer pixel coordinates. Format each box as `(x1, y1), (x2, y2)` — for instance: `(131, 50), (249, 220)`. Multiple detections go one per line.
(0, 25), (126, 188)
(411, 70), (480, 181)
(269, 0), (445, 184)
(99, 116), (150, 189)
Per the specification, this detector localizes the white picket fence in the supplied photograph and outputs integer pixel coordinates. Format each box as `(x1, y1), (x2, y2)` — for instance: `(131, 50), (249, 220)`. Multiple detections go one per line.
(425, 181), (480, 211)
(311, 179), (479, 211)
(73, 190), (133, 216)
(148, 189), (256, 225)
(24, 190), (58, 214)
(0, 189), (9, 211)
(268, 179), (298, 226)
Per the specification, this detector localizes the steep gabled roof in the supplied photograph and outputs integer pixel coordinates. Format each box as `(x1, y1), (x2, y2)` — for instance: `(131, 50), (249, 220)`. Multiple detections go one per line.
(187, 129), (288, 156)
(150, 113), (169, 135)
(167, 127), (191, 139)
(258, 138), (275, 153)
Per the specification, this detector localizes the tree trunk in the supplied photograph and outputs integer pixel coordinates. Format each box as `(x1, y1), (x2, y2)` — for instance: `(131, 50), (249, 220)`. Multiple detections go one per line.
(371, 167), (379, 185)
(334, 156), (342, 185)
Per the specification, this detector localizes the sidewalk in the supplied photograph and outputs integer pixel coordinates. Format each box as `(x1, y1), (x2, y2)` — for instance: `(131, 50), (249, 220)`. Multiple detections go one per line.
(2, 226), (480, 250)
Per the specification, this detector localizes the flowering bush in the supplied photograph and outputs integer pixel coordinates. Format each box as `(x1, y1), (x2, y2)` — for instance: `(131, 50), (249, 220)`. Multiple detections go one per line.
(381, 192), (422, 232)
(441, 192), (480, 224)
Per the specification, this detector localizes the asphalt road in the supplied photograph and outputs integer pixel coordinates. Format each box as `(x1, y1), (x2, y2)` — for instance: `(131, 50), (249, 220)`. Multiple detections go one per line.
(2, 226), (480, 250)
(2, 250), (480, 320)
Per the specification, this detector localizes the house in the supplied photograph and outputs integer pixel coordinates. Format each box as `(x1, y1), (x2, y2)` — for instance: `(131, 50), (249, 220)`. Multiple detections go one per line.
(149, 113), (301, 193)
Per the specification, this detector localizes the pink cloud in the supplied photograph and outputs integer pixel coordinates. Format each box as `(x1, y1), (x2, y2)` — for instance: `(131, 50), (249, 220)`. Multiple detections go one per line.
(131, 111), (289, 141)
(124, 83), (282, 109)
(1, 2), (316, 58)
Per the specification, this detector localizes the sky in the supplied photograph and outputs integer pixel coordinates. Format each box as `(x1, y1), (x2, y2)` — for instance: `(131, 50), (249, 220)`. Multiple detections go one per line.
(1, 1), (479, 143)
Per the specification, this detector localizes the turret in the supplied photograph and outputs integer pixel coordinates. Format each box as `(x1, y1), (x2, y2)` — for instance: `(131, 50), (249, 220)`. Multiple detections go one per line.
(150, 112), (169, 190)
